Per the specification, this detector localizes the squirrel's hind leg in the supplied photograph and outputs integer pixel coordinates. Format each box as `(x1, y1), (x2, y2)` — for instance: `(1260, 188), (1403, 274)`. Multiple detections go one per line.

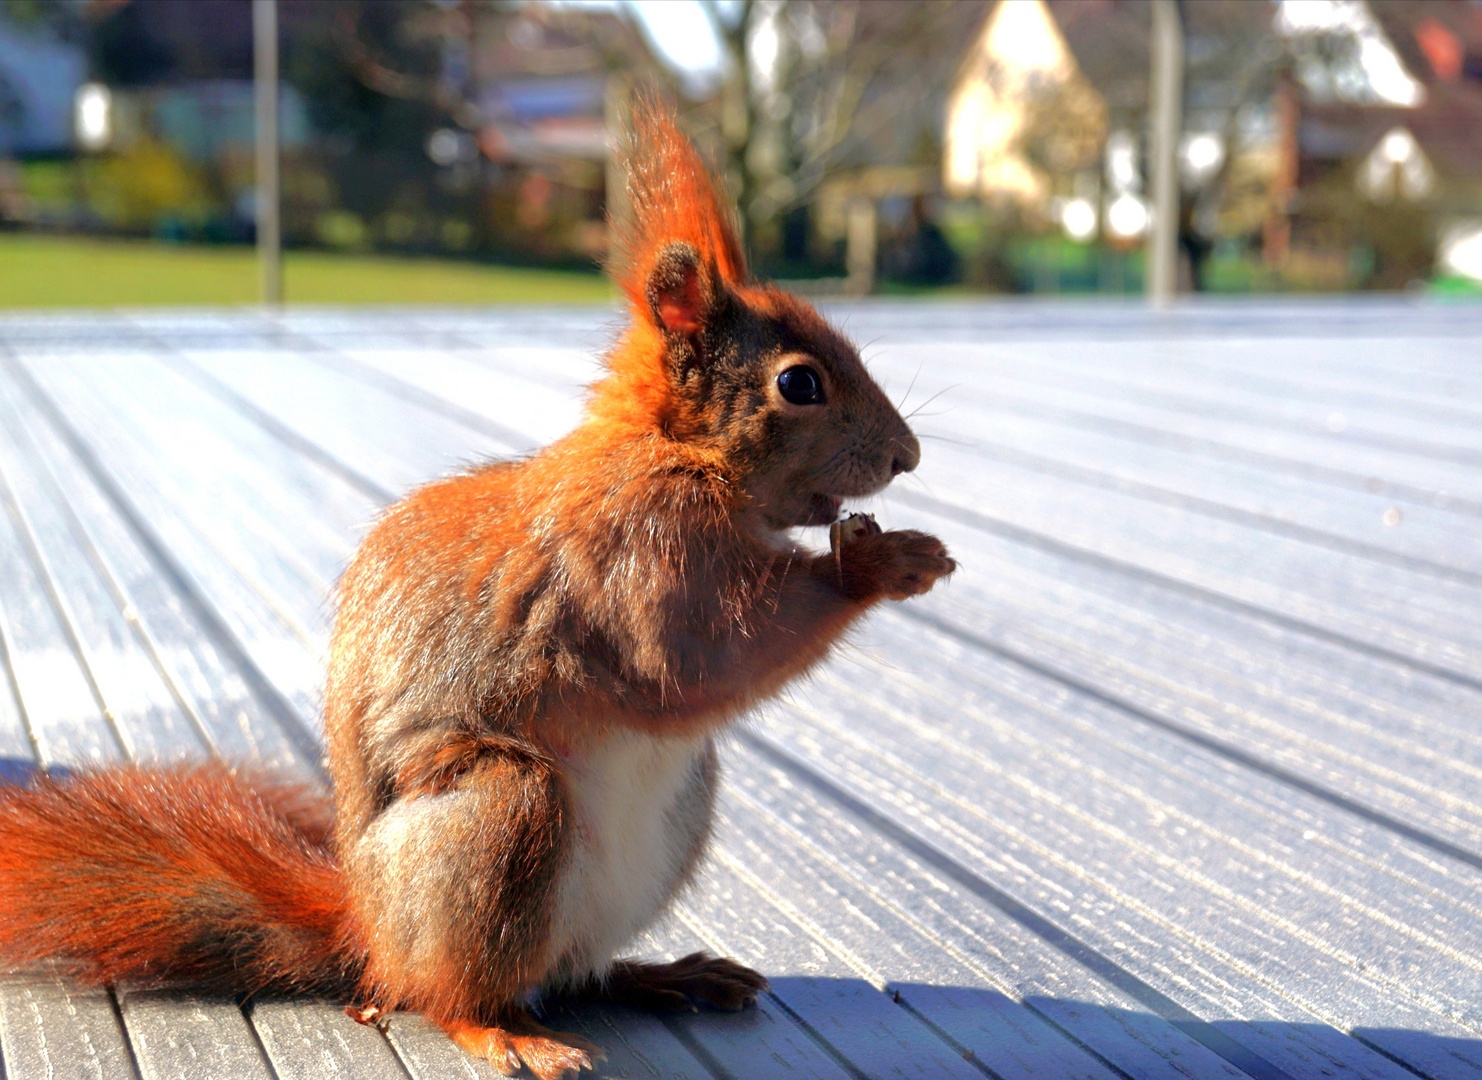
(443, 1013), (602, 1080)
(344, 743), (569, 1031)
(596, 952), (769, 1013)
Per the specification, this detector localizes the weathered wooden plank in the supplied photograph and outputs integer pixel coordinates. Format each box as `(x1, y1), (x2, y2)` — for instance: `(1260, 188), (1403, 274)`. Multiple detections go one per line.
(0, 588), (42, 770)
(926, 514), (1482, 773)
(894, 508), (1482, 848)
(53, 355), (355, 621)
(914, 408), (1482, 576)
(0, 974), (141, 1080)
(700, 771), (1283, 1080)
(890, 343), (1482, 511)
(19, 356), (327, 733)
(8, 378), (310, 772)
(58, 356), (344, 633)
(107, 355), (373, 574)
(0, 644), (33, 766)
(248, 999), (409, 1080)
(1186, 369), (1482, 447)
(454, 342), (602, 392)
(337, 348), (584, 446)
(117, 990), (275, 1080)
(126, 309), (279, 341)
(858, 604), (1482, 904)
(0, 382), (206, 764)
(281, 349), (541, 455)
(920, 336), (1482, 457)
(681, 819), (1123, 1080)
(740, 740), (1359, 1080)
(1115, 336), (1482, 418)
(885, 450), (1482, 679)
(633, 919), (856, 1080)
(94, 350), (385, 541)
(539, 1001), (718, 1080)
(678, 828), (1195, 1080)
(817, 297), (1482, 348)
(183, 349), (514, 497)
(732, 928), (1127, 1080)
(739, 713), (1479, 1080)
(277, 307), (610, 353)
(777, 660), (1482, 1029)
(0, 442), (122, 767)
(381, 1014), (504, 1080)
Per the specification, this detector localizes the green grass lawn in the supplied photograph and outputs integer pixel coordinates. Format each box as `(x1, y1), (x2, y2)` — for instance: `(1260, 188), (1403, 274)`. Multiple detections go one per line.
(0, 234), (613, 307)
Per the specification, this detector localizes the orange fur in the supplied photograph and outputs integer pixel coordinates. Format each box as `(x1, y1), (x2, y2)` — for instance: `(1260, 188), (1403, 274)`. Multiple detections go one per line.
(611, 96), (746, 311)
(595, 101), (748, 436)
(0, 764), (357, 994)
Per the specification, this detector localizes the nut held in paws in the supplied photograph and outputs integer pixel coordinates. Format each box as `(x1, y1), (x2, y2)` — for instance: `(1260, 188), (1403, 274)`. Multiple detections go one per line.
(829, 512), (881, 559)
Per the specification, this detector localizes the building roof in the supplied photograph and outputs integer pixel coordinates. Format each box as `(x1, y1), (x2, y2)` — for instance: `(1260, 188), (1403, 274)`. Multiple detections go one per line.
(467, 5), (657, 165)
(1297, 1), (1482, 185)
(1050, 0), (1150, 115)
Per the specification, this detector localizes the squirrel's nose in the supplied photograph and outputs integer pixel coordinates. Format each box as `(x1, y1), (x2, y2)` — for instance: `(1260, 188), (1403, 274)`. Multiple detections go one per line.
(891, 432), (921, 475)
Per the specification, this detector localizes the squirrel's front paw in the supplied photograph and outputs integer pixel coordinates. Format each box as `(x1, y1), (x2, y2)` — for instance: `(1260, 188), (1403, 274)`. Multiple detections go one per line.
(837, 529), (956, 602)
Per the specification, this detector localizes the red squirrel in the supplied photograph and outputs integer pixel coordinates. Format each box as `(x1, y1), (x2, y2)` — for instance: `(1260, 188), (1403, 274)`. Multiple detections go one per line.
(0, 102), (953, 1079)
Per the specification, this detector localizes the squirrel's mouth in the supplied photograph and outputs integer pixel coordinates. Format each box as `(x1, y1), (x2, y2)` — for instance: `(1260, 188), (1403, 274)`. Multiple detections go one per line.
(805, 493), (844, 527)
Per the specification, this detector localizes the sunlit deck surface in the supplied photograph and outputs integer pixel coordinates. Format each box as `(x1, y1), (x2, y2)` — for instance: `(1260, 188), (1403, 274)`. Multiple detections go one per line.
(1, 298), (1481, 1080)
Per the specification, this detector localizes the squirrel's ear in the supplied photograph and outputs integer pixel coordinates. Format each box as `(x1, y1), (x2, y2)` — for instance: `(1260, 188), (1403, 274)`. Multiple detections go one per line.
(645, 242), (714, 337)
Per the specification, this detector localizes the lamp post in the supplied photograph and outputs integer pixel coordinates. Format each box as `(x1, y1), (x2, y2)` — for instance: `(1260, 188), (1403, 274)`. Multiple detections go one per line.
(1147, 0), (1183, 307)
(254, 0), (282, 306)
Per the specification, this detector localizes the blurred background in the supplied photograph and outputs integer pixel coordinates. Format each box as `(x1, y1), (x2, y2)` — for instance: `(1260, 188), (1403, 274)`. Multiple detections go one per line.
(0, 0), (1479, 306)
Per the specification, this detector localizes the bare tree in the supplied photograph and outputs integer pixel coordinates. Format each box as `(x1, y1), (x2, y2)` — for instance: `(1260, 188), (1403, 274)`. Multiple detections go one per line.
(698, 0), (964, 259)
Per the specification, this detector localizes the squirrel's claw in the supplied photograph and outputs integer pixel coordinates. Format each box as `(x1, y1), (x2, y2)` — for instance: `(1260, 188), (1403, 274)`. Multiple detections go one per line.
(344, 1003), (390, 1032)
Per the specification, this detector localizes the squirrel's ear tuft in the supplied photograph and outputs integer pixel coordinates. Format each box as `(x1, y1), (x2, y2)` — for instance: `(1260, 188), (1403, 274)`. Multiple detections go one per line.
(646, 243), (711, 337)
(611, 95), (746, 322)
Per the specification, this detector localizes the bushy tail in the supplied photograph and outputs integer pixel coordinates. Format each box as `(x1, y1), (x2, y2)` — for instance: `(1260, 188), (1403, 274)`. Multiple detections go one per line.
(0, 763), (361, 995)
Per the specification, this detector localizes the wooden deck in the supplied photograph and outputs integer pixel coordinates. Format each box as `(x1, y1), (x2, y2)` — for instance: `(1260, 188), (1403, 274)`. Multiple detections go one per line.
(1, 298), (1481, 1079)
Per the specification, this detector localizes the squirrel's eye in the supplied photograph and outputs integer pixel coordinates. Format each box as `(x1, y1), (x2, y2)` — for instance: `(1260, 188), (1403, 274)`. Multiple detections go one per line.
(777, 365), (825, 406)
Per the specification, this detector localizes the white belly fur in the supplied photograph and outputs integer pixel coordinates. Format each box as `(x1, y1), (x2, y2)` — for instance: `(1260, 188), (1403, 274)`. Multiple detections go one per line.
(546, 729), (711, 983)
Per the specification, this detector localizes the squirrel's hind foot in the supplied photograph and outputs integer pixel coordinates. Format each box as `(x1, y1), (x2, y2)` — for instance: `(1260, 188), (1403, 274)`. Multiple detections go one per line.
(602, 952), (769, 1012)
(443, 1015), (602, 1080)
